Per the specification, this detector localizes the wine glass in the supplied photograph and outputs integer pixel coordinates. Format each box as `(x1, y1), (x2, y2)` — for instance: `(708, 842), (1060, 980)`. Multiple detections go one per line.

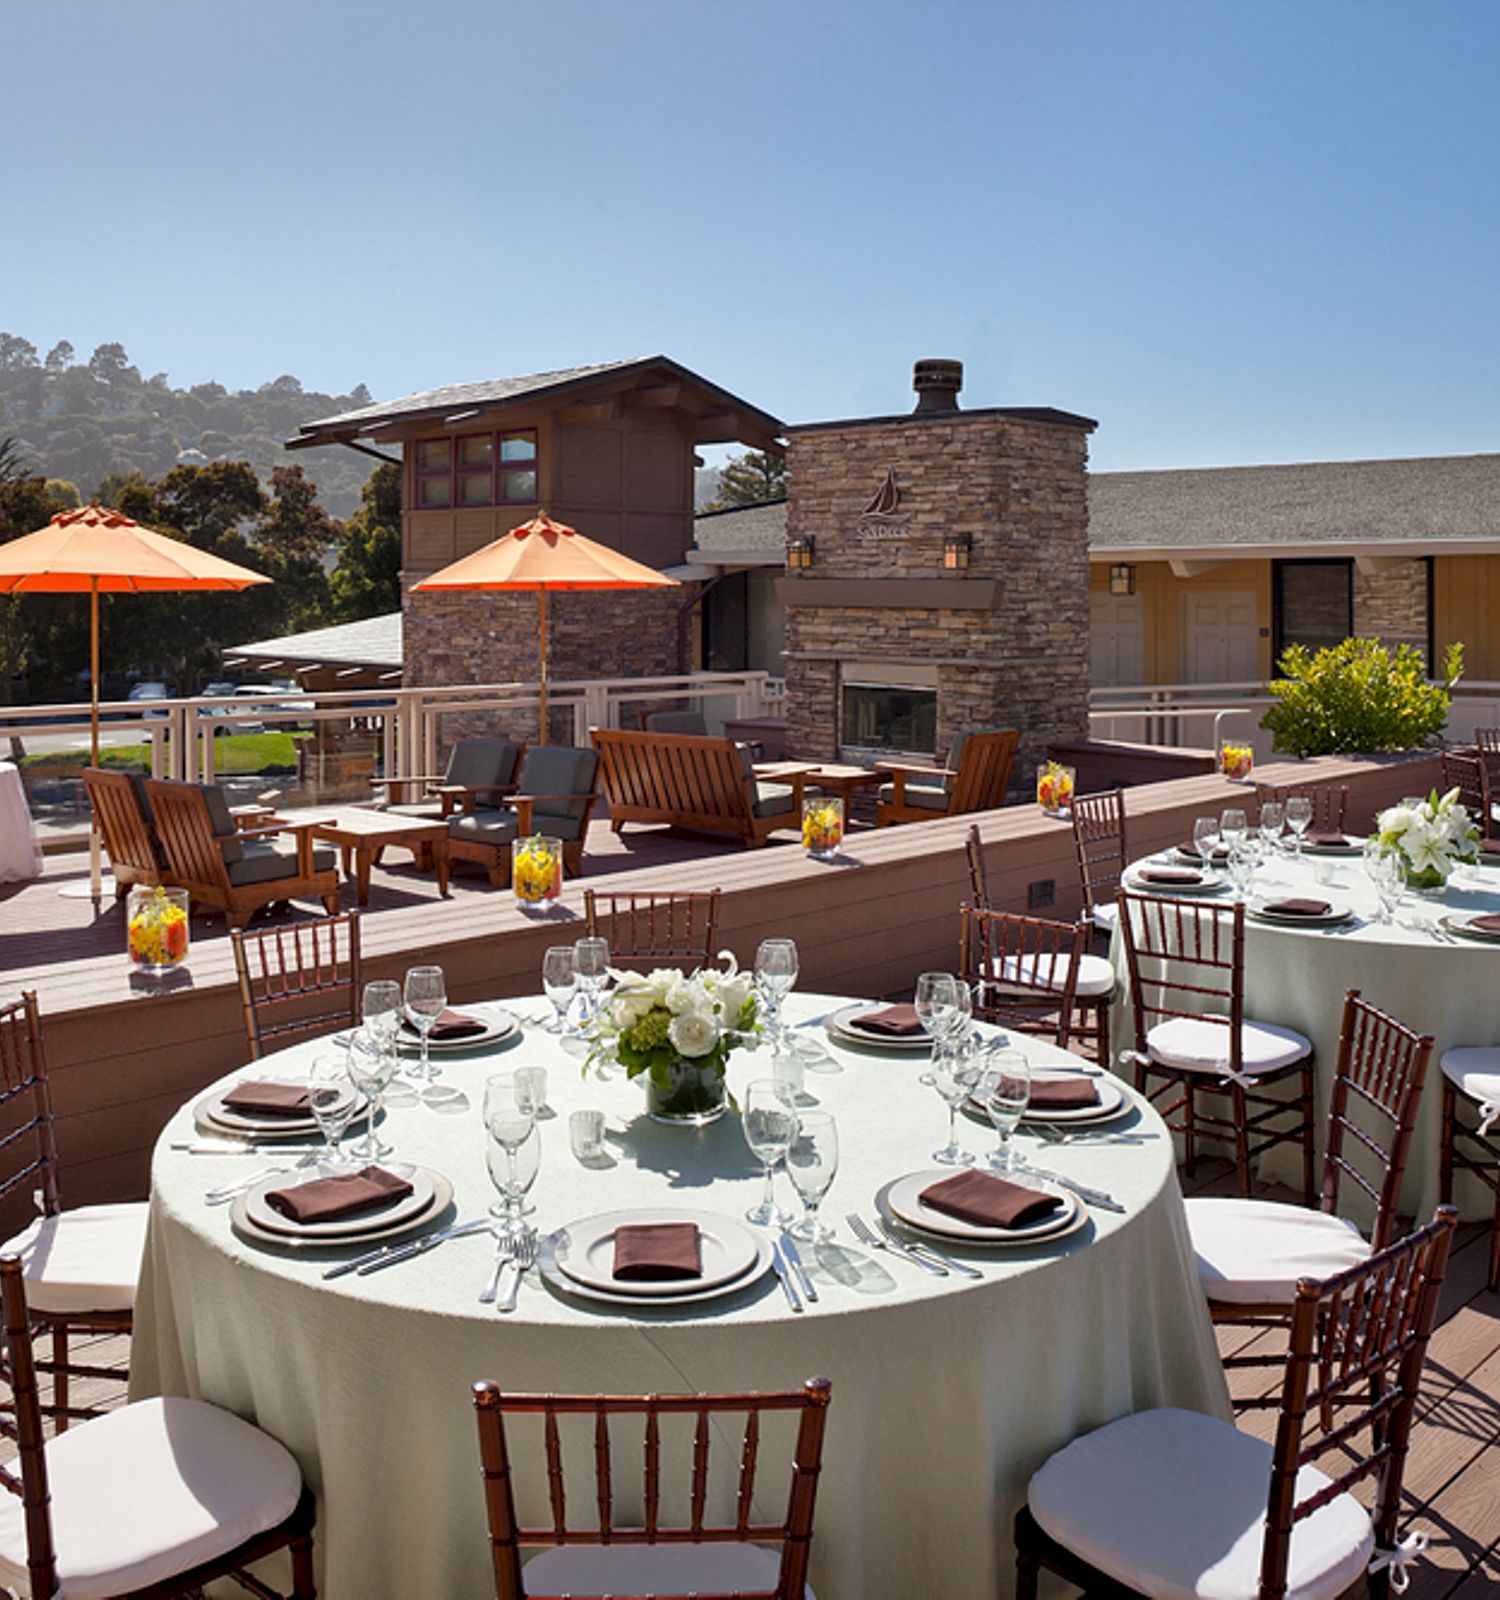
(1220, 808), (1247, 853)
(742, 1078), (798, 1227)
(308, 1052), (358, 1170)
(541, 946), (577, 1034)
(1227, 843), (1255, 902)
(403, 965), (446, 1083)
(485, 1119), (540, 1236)
(754, 939), (799, 1053)
(1192, 815), (1220, 868)
(345, 1029), (398, 1161)
(484, 1072), (538, 1235)
(931, 1031), (982, 1165)
(981, 1046), (1031, 1172)
(1285, 796), (1314, 857)
(1259, 802), (1284, 853)
(573, 937), (610, 1031)
(785, 1111), (838, 1243)
(1366, 843), (1403, 923)
(914, 971), (964, 1086)
(362, 980), (402, 1044)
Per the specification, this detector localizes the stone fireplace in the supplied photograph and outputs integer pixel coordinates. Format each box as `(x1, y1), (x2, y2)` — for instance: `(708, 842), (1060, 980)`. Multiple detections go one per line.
(779, 360), (1096, 794)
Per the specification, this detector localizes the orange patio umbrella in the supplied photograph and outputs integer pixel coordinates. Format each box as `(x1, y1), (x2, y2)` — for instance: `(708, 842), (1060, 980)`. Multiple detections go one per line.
(413, 511), (678, 743)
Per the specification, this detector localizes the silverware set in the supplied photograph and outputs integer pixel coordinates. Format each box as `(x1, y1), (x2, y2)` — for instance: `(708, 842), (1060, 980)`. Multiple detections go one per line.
(322, 1218), (492, 1280)
(480, 1232), (537, 1313)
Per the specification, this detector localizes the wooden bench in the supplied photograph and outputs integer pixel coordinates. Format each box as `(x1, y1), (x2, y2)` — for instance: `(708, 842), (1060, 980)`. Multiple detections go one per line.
(592, 728), (809, 849)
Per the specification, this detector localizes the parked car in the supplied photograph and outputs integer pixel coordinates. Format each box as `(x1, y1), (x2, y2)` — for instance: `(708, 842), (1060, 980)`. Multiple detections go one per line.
(230, 683), (308, 733)
(127, 680), (171, 720)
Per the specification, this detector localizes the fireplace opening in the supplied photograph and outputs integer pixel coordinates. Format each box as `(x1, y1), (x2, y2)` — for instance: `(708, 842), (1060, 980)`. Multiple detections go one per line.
(840, 670), (938, 762)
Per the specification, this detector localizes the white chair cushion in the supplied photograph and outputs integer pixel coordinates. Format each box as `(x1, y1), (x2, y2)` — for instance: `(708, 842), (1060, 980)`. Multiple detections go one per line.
(1186, 1198), (1372, 1304)
(1146, 1017), (1311, 1077)
(1028, 1406), (1373, 1600)
(1440, 1047), (1500, 1108)
(1091, 901), (1119, 933)
(0, 1396), (303, 1599)
(0, 1202), (147, 1316)
(996, 952), (1115, 999)
(523, 1541), (811, 1598)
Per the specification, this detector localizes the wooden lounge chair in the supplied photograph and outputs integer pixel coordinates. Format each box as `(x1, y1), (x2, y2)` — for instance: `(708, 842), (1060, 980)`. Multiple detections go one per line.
(370, 738), (523, 822)
(592, 728), (807, 848)
(81, 767), (166, 895)
(446, 745), (600, 887)
(143, 778), (340, 929)
(875, 727), (1019, 826)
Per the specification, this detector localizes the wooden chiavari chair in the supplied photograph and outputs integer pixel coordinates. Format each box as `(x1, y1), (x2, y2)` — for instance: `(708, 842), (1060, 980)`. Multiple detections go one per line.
(1187, 990), (1432, 1400)
(0, 1255), (316, 1597)
(1071, 789), (1127, 940)
(964, 822), (992, 911)
(1015, 1208), (1457, 1600)
(1439, 1043), (1500, 1291)
(1254, 781), (1351, 836)
(0, 993), (144, 1431)
(1440, 747), (1488, 819)
(1117, 891), (1316, 1201)
(231, 912), (363, 1060)
(582, 890), (721, 972)
(960, 905), (1111, 1060)
(472, 1377), (832, 1600)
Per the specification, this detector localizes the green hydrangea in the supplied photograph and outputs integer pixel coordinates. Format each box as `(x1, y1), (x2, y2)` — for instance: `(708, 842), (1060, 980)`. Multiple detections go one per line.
(624, 1010), (672, 1053)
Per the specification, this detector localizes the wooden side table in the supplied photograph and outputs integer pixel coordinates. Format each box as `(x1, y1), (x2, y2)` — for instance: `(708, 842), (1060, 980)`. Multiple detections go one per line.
(309, 810), (451, 905)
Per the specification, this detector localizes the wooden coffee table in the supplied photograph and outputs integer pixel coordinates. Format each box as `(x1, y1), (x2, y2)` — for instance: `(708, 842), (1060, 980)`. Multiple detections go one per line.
(309, 809), (450, 905)
(753, 761), (888, 807)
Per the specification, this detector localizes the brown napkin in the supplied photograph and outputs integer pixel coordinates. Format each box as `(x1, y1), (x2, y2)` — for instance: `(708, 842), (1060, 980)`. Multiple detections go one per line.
(1140, 867), (1203, 886)
(400, 1008), (486, 1041)
(919, 1171), (1064, 1230)
(1482, 838), (1500, 856)
(1305, 830), (1350, 847)
(1178, 841), (1229, 861)
(612, 1223), (703, 1281)
(850, 1004), (924, 1037)
(222, 1081), (311, 1117)
(264, 1165), (413, 1225)
(1263, 898), (1331, 917)
(1026, 1077), (1102, 1111)
(1467, 914), (1500, 934)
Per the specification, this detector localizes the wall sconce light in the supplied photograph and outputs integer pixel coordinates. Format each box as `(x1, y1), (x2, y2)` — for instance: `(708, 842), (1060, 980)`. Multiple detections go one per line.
(1108, 562), (1136, 596)
(787, 536), (814, 571)
(942, 532), (973, 572)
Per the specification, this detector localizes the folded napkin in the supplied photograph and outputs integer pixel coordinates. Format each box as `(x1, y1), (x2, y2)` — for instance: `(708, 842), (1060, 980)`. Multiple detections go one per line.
(400, 1008), (486, 1041)
(1026, 1077), (1101, 1111)
(612, 1222), (703, 1282)
(850, 1004), (924, 1037)
(1178, 841), (1229, 861)
(1305, 830), (1350, 847)
(1467, 914), (1500, 934)
(1139, 867), (1203, 886)
(919, 1171), (1064, 1230)
(222, 1080), (311, 1117)
(1262, 898), (1331, 917)
(1482, 838), (1500, 856)
(264, 1165), (413, 1225)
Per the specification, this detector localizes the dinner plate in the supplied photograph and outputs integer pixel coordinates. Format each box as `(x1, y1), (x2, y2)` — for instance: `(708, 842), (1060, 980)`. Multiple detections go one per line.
(1301, 836), (1362, 855)
(825, 1003), (932, 1051)
(1125, 869), (1226, 897)
(1247, 900), (1354, 928)
(244, 1164), (436, 1239)
(197, 1079), (365, 1141)
(552, 1207), (761, 1298)
(1440, 913), (1500, 943)
(880, 1171), (1085, 1245)
(395, 1003), (519, 1053)
(228, 1171), (454, 1252)
(538, 1229), (774, 1309)
(1017, 1074), (1128, 1125)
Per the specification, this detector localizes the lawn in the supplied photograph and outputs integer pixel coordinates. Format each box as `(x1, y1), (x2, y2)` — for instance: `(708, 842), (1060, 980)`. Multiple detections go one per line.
(23, 731), (306, 775)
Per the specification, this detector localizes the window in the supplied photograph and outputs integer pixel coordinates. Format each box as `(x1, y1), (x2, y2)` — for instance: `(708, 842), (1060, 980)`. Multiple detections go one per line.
(413, 429), (537, 509)
(1273, 559), (1353, 660)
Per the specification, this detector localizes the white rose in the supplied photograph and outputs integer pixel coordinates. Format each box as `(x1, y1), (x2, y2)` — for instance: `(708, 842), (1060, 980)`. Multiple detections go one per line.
(668, 1010), (720, 1058)
(1379, 805), (1415, 837)
(664, 974), (706, 1016)
(715, 973), (753, 1025)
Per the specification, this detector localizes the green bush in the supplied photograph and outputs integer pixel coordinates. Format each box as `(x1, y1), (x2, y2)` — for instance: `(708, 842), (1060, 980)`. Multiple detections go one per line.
(1260, 637), (1463, 757)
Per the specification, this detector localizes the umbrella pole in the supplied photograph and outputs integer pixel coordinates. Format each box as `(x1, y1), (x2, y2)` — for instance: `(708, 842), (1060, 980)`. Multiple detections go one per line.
(88, 577), (102, 896)
(537, 587), (549, 746)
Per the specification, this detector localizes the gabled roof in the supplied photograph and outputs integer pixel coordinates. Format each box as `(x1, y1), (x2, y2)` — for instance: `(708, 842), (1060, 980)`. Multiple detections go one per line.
(226, 611), (402, 672)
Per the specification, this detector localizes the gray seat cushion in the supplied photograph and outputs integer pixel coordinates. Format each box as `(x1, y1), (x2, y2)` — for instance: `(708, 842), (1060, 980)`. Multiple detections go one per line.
(751, 781), (796, 818)
(644, 710), (707, 736)
(200, 785), (244, 864)
(516, 746), (597, 826)
(445, 739), (519, 791)
(448, 808), (584, 845)
(226, 841), (336, 887)
(877, 781), (950, 812)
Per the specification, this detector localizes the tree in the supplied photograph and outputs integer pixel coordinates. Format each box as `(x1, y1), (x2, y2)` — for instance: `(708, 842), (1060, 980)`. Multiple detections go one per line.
(329, 463), (401, 620)
(705, 450), (786, 509)
(0, 335), (38, 372)
(44, 341), (74, 374)
(88, 342), (139, 390)
(253, 465), (338, 630)
(0, 456), (75, 707)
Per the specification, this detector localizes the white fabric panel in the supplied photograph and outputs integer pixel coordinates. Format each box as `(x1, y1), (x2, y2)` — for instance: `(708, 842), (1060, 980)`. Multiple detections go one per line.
(1028, 1406), (1374, 1600)
(1185, 1198), (1371, 1304)
(1146, 1017), (1311, 1076)
(524, 1542), (810, 1597)
(0, 764), (42, 884)
(0, 1202), (148, 1315)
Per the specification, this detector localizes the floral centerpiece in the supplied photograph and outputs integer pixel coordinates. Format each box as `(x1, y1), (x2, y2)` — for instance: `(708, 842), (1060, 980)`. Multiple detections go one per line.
(1374, 787), (1479, 891)
(127, 885), (189, 973)
(587, 955), (757, 1125)
(1036, 760), (1075, 816)
(511, 835), (562, 906)
(1218, 742), (1255, 782)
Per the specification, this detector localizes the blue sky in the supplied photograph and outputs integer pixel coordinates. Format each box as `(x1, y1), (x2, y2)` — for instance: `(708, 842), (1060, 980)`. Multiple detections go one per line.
(7, 0), (1499, 471)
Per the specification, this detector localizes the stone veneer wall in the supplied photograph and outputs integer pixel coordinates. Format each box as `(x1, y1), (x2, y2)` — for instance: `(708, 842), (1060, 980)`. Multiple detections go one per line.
(1354, 558), (1430, 660)
(782, 414), (1092, 791)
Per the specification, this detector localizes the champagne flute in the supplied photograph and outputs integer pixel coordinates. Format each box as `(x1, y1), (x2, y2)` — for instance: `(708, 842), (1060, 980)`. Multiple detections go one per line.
(981, 1046), (1031, 1172)
(1285, 796), (1313, 858)
(931, 1031), (981, 1165)
(541, 946), (577, 1034)
(308, 1052), (358, 1170)
(574, 937), (610, 1031)
(403, 965), (446, 1083)
(742, 1078), (798, 1227)
(484, 1072), (537, 1235)
(785, 1111), (838, 1243)
(754, 939), (799, 1053)
(345, 1029), (397, 1161)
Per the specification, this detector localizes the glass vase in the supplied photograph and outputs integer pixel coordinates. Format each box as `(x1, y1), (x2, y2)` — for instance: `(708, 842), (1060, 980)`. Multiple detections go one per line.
(1218, 743), (1255, 783)
(644, 1059), (729, 1126)
(511, 835), (562, 907)
(802, 796), (844, 860)
(1036, 762), (1075, 816)
(127, 885), (190, 973)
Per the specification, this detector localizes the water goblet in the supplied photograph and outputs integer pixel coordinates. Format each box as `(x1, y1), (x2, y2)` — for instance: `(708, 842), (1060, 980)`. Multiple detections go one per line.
(345, 1028), (398, 1161)
(362, 980), (402, 1043)
(485, 1120), (540, 1236)
(931, 1031), (982, 1165)
(1220, 808), (1247, 853)
(1192, 815), (1220, 869)
(541, 946), (577, 1034)
(308, 1052), (359, 1170)
(1285, 796), (1314, 858)
(1227, 844), (1255, 901)
(1260, 802), (1284, 852)
(484, 1072), (538, 1234)
(785, 1111), (838, 1243)
(403, 965), (446, 1083)
(914, 971), (964, 1086)
(981, 1046), (1031, 1172)
(573, 937), (610, 1031)
(754, 939), (799, 1053)
(742, 1078), (798, 1227)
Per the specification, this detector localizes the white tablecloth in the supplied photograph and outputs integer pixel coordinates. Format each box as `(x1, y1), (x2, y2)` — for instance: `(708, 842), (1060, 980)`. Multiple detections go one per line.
(0, 762), (42, 884)
(131, 994), (1229, 1600)
(1112, 848), (1500, 1223)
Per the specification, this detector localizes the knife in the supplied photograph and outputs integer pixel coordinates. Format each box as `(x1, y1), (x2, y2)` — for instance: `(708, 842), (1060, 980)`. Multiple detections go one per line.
(323, 1218), (491, 1280)
(1036, 1172), (1126, 1213)
(175, 1140), (325, 1155)
(770, 1239), (803, 1312)
(778, 1234), (818, 1303)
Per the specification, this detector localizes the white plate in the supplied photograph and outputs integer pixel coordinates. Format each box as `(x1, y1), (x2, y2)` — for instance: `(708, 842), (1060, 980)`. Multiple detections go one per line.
(1125, 869), (1226, 896)
(1440, 913), (1500, 943)
(229, 1171), (454, 1252)
(553, 1207), (761, 1298)
(538, 1229), (774, 1309)
(1018, 1074), (1127, 1125)
(1302, 836), (1362, 855)
(825, 1003), (932, 1051)
(245, 1165), (436, 1239)
(198, 1079), (365, 1140)
(881, 1171), (1085, 1245)
(1247, 900), (1354, 928)
(395, 1002), (518, 1053)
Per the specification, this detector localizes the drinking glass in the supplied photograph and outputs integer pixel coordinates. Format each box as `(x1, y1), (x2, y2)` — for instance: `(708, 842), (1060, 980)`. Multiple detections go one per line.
(1285, 796), (1314, 857)
(1192, 815), (1220, 866)
(362, 980), (402, 1044)
(914, 971), (967, 1086)
(931, 1031), (982, 1165)
(1227, 844), (1255, 901)
(345, 1028), (398, 1161)
(742, 1078), (798, 1227)
(981, 1046), (1031, 1172)
(569, 1108), (607, 1163)
(1366, 843), (1403, 922)
(574, 937), (610, 1030)
(754, 939), (799, 1052)
(403, 965), (446, 1082)
(1260, 802), (1284, 851)
(541, 946), (578, 1034)
(786, 1111), (839, 1243)
(516, 1064), (551, 1119)
(308, 1052), (358, 1169)
(1220, 808), (1247, 852)
(484, 1072), (538, 1233)
(485, 1120), (540, 1235)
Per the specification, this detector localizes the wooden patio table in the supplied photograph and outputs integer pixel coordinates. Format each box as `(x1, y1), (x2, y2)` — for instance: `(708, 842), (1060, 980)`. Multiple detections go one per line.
(308, 807), (450, 904)
(753, 760), (889, 808)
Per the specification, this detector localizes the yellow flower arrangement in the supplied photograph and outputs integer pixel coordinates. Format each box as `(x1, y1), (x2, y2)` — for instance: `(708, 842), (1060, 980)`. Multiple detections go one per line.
(511, 835), (562, 903)
(128, 886), (189, 968)
(802, 798), (844, 855)
(1036, 760), (1075, 814)
(1219, 743), (1254, 782)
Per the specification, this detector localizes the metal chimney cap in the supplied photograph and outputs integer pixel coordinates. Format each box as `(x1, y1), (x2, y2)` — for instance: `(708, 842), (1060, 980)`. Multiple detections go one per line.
(913, 359), (963, 413)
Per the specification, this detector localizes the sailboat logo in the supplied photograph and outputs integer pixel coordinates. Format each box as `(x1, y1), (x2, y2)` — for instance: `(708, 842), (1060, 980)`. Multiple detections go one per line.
(854, 469), (911, 540)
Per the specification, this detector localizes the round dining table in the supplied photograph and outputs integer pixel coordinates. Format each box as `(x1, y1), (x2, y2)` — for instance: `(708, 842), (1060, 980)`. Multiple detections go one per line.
(131, 993), (1230, 1600)
(1112, 843), (1500, 1223)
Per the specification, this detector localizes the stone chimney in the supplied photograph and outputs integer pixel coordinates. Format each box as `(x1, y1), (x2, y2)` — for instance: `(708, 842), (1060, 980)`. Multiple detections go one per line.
(912, 358), (964, 414)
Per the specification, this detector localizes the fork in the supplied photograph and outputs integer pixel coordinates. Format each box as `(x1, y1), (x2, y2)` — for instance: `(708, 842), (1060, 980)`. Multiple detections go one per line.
(496, 1232), (537, 1313)
(846, 1213), (947, 1275)
(478, 1233), (511, 1304)
(1030, 1125), (1155, 1146)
